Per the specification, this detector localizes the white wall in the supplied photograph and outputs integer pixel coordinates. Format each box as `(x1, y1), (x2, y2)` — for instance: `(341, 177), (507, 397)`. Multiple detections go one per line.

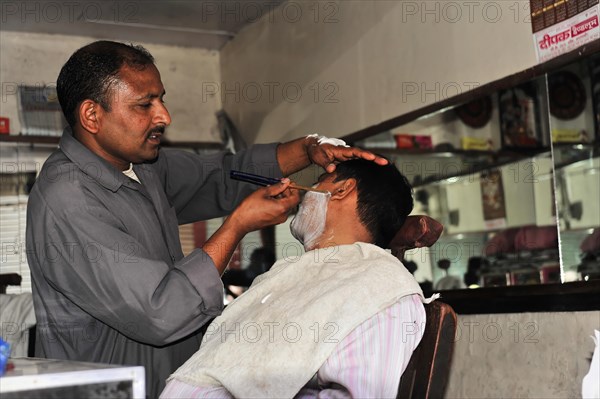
(447, 311), (599, 398)
(220, 0), (537, 144)
(0, 31), (222, 142)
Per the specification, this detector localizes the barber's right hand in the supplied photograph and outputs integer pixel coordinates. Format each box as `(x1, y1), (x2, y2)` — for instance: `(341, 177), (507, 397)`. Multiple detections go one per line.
(230, 178), (300, 235)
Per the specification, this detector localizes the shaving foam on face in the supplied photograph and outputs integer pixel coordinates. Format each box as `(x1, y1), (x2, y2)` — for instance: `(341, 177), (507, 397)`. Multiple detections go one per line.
(290, 190), (331, 251)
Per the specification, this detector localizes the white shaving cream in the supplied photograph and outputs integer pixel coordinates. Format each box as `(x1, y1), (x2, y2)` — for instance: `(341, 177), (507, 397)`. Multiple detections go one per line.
(290, 191), (331, 251)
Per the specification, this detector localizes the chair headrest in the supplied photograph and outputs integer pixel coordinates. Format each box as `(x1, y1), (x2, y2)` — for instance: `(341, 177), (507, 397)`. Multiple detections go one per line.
(390, 215), (444, 252)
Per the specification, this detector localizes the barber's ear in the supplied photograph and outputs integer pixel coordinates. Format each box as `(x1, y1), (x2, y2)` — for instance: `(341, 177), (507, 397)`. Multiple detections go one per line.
(330, 178), (357, 201)
(78, 100), (101, 134)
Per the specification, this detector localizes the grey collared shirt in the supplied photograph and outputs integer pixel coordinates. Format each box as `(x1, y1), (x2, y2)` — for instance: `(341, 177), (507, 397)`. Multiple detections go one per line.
(25, 127), (282, 397)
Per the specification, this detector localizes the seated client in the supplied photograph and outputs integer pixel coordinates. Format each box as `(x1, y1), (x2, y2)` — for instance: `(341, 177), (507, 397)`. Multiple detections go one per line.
(161, 159), (430, 398)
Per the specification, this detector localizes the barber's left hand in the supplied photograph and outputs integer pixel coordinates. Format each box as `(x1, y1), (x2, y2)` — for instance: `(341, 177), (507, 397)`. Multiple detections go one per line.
(307, 141), (388, 173)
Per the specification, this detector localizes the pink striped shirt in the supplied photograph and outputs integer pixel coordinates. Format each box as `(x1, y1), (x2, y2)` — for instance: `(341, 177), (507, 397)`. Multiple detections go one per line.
(160, 294), (425, 398)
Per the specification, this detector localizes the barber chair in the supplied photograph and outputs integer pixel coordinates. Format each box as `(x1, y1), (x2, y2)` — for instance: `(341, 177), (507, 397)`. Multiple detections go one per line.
(391, 216), (457, 399)
(390, 215), (444, 261)
(397, 301), (457, 399)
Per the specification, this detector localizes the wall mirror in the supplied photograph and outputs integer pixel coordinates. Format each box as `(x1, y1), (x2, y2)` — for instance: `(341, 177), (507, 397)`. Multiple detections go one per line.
(349, 46), (599, 303)
(550, 54), (600, 283)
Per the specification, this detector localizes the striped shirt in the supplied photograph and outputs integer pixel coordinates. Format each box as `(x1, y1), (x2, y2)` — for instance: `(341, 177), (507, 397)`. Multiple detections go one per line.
(160, 294), (425, 398)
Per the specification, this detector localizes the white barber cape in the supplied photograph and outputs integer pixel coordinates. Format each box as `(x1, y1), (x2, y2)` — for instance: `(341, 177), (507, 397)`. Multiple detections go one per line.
(169, 242), (426, 398)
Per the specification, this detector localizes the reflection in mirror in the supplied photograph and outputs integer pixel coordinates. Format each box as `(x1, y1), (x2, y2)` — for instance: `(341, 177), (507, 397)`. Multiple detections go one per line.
(405, 152), (559, 293)
(358, 75), (560, 291)
(550, 54), (600, 282)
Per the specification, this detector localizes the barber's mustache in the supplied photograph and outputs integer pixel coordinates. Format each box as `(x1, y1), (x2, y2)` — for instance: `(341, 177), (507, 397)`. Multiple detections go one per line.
(148, 125), (166, 136)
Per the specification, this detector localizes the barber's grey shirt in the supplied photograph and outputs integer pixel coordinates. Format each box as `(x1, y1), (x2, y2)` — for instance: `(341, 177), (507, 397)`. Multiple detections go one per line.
(26, 128), (282, 397)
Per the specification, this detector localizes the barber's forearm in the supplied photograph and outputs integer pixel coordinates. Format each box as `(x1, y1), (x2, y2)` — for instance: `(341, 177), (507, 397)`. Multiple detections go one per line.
(203, 218), (245, 275)
(276, 136), (317, 176)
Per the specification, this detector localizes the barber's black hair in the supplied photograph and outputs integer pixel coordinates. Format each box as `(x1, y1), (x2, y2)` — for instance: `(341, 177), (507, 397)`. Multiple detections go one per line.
(57, 40), (155, 128)
(333, 158), (414, 248)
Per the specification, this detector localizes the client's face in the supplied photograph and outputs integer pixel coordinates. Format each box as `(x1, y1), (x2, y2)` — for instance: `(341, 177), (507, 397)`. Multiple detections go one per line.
(290, 175), (333, 251)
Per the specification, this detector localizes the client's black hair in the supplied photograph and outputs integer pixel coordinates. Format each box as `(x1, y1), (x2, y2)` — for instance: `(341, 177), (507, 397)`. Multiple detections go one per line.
(333, 159), (413, 248)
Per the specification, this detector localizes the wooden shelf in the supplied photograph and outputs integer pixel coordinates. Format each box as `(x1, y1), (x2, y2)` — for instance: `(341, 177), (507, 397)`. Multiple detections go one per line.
(364, 147), (552, 187)
(552, 142), (599, 148)
(0, 134), (225, 150)
(363, 146), (550, 157)
(361, 147), (495, 157)
(0, 135), (60, 145)
(162, 140), (224, 150)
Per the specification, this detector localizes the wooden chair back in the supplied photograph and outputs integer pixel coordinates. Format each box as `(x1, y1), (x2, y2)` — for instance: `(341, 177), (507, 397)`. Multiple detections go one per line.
(397, 301), (457, 399)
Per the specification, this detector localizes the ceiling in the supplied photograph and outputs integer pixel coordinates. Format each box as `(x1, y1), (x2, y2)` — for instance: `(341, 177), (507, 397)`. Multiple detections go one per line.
(1, 0), (286, 49)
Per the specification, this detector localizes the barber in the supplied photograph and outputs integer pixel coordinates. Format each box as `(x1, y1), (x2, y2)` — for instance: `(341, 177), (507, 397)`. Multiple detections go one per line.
(25, 40), (387, 397)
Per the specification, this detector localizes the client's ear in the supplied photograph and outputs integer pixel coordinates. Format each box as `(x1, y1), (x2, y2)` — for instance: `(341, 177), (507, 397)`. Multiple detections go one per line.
(330, 178), (357, 201)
